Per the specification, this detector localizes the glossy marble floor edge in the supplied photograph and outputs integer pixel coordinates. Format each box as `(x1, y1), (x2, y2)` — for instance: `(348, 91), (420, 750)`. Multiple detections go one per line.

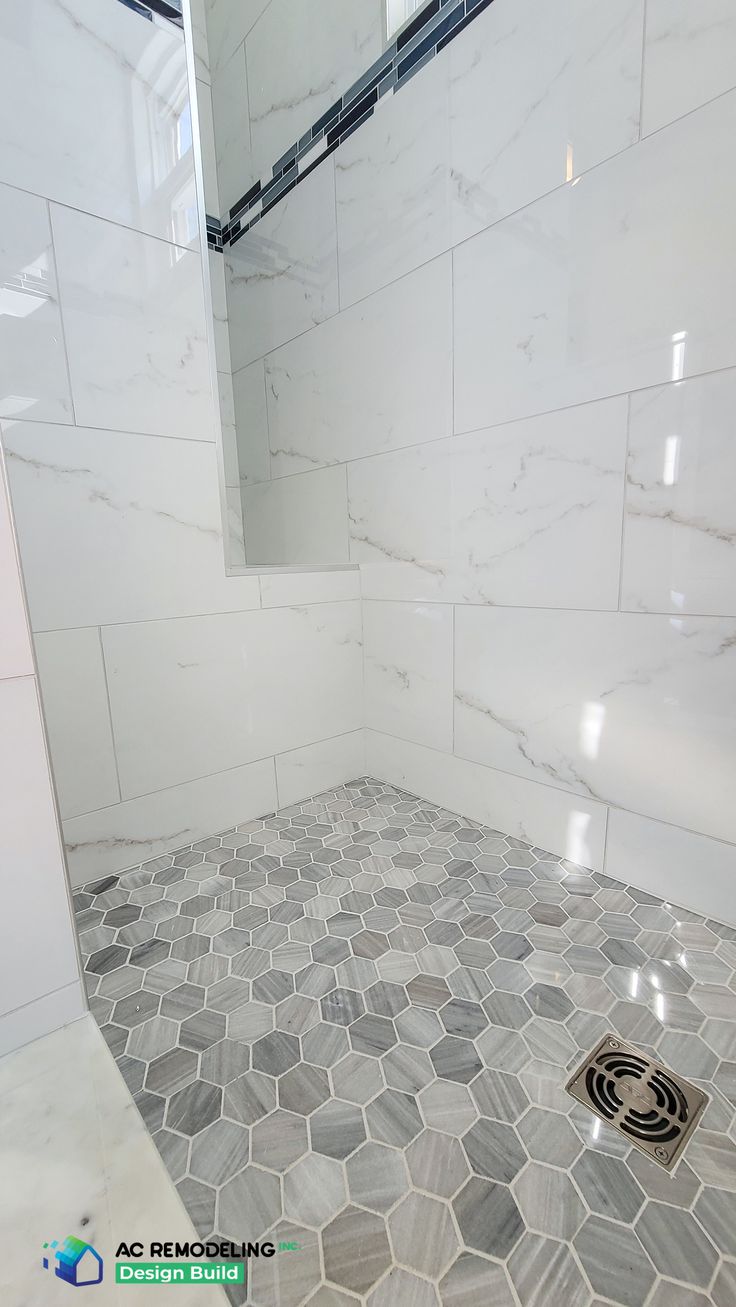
(0, 1014), (227, 1307)
(69, 778), (736, 1306)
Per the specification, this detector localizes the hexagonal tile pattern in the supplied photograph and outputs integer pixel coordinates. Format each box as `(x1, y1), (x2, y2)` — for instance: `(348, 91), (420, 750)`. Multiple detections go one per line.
(74, 778), (736, 1305)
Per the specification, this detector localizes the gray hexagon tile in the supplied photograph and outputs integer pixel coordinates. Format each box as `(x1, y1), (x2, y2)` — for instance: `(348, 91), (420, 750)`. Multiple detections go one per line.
(72, 777), (736, 1305)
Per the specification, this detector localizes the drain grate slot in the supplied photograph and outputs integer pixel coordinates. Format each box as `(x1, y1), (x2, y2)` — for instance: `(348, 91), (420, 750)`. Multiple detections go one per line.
(566, 1033), (708, 1171)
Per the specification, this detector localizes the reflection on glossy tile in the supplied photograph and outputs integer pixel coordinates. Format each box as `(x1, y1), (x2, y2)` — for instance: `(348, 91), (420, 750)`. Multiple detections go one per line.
(643, 0), (736, 135)
(0, 0), (196, 245)
(265, 257), (452, 477)
(50, 207), (211, 439)
(454, 606), (736, 844)
(66, 777), (736, 1303)
(101, 602), (362, 798)
(2, 422), (259, 626)
(0, 182), (72, 425)
(335, 0), (643, 304)
(623, 371), (736, 617)
(225, 164), (338, 369)
(454, 91), (736, 434)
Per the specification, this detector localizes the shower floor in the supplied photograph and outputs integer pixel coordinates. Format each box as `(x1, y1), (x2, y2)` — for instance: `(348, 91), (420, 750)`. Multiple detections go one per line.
(75, 778), (736, 1307)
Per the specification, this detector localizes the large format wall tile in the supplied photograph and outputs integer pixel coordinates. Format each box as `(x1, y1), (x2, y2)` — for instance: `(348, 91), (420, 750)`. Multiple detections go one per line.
(243, 464), (349, 566)
(34, 628), (120, 821)
(454, 91), (736, 433)
(336, 0), (643, 305)
(0, 677), (81, 1014)
(454, 606), (736, 843)
(363, 601), (453, 753)
(211, 42), (254, 214)
(366, 730), (607, 871)
(642, 0), (736, 136)
(2, 422), (260, 627)
(348, 437), (453, 575)
(245, 0), (383, 182)
(606, 806), (736, 923)
(451, 400), (627, 609)
(205, 0), (272, 76)
(63, 756), (278, 884)
(0, 182), (72, 426)
(102, 601), (362, 799)
(265, 257), (452, 476)
(350, 399), (627, 609)
(233, 359), (270, 485)
(0, 0), (195, 245)
(50, 206), (212, 440)
(622, 370), (736, 616)
(276, 730), (366, 807)
(225, 164), (339, 369)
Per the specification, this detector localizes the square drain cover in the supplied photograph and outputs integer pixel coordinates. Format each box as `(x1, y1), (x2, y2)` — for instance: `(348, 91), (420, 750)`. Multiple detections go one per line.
(566, 1032), (708, 1171)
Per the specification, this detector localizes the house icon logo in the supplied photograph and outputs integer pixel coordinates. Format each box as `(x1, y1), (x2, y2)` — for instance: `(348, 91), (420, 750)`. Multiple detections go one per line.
(42, 1236), (103, 1287)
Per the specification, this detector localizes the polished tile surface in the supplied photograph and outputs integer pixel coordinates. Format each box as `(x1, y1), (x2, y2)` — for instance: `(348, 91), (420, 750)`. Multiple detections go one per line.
(75, 779), (736, 1305)
(0, 1015), (226, 1306)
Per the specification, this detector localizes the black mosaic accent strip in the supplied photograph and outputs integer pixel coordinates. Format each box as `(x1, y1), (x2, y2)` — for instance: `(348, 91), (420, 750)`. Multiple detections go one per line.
(117, 0), (183, 28)
(206, 214), (223, 253)
(219, 0), (496, 248)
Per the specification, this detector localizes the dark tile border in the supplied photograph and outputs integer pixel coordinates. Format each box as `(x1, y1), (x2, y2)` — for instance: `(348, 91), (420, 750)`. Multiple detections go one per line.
(118, 0), (183, 28)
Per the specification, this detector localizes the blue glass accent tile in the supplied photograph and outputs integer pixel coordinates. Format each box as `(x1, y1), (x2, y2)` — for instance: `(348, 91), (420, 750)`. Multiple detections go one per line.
(396, 0), (441, 51)
(119, 0), (152, 18)
(312, 99), (343, 139)
(273, 143), (298, 177)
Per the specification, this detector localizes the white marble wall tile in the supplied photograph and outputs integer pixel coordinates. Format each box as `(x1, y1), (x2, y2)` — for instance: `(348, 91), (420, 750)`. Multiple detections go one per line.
(208, 248), (232, 370)
(350, 399), (627, 609)
(364, 601), (453, 753)
(622, 370), (736, 616)
(259, 569), (360, 607)
(606, 807), (736, 926)
(245, 0), (383, 182)
(189, 0), (211, 84)
(63, 756), (277, 885)
(336, 0), (644, 305)
(0, 182), (72, 426)
(225, 486), (246, 565)
(2, 422), (260, 627)
(50, 206), (212, 440)
(102, 601), (362, 799)
(0, 982), (85, 1060)
(205, 0), (272, 75)
(0, 455), (33, 680)
(335, 56), (452, 308)
(0, 1017), (225, 1304)
(0, 0), (195, 246)
(218, 371), (239, 485)
(243, 464), (349, 566)
(196, 78), (220, 214)
(233, 359), (271, 485)
(454, 606), (736, 844)
(0, 676), (81, 1019)
(225, 163), (339, 369)
(452, 399), (628, 609)
(642, 0), (736, 136)
(276, 730), (366, 808)
(454, 90), (736, 434)
(211, 42), (255, 214)
(265, 257), (452, 476)
(348, 437), (453, 574)
(34, 628), (120, 821)
(365, 729), (607, 871)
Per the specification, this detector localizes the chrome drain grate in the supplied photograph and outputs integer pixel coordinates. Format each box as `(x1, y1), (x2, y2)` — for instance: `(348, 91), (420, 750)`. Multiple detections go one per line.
(566, 1033), (708, 1171)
